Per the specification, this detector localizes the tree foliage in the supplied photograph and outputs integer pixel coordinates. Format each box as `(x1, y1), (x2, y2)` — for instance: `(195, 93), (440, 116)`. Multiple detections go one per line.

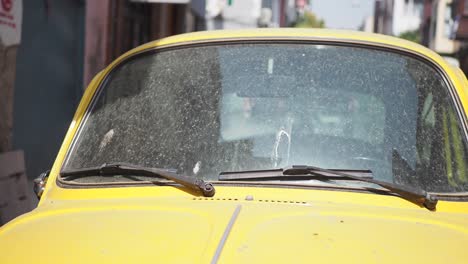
(398, 29), (421, 44)
(294, 11), (325, 28)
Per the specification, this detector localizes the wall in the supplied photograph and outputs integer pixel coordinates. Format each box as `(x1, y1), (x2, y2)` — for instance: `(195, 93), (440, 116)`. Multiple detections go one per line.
(0, 41), (16, 153)
(392, 0), (423, 36)
(13, 0), (85, 182)
(429, 0), (459, 54)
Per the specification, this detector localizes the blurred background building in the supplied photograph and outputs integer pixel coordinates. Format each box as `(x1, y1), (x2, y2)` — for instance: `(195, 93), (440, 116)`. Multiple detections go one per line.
(371, 0), (466, 69)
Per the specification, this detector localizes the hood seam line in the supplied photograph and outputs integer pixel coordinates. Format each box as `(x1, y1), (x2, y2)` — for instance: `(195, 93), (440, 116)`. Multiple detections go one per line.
(211, 204), (242, 264)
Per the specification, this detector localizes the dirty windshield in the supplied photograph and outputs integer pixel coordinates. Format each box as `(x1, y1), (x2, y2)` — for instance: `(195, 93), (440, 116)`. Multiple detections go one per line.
(64, 43), (468, 193)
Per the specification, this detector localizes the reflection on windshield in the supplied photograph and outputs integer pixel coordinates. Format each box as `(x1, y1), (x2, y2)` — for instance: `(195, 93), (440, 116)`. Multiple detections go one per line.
(64, 43), (468, 193)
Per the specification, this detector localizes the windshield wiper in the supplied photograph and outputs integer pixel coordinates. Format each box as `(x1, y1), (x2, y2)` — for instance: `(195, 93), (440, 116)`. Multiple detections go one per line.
(60, 162), (215, 197)
(219, 165), (437, 210)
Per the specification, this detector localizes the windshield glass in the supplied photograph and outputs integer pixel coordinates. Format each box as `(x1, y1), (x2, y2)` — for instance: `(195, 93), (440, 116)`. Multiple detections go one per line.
(63, 43), (468, 193)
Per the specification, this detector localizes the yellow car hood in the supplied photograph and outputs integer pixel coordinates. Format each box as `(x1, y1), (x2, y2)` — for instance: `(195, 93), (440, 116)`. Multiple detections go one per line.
(1, 192), (468, 263)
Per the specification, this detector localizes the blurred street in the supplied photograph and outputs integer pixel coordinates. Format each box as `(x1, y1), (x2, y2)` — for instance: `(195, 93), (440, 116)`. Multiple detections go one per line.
(0, 0), (466, 224)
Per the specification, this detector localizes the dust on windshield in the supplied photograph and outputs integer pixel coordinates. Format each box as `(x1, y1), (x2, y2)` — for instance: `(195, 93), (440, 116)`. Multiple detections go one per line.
(63, 43), (468, 193)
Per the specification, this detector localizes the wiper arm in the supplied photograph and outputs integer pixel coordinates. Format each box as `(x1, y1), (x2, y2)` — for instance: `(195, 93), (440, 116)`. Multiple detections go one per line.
(61, 162), (215, 197)
(284, 165), (437, 210)
(219, 165), (437, 210)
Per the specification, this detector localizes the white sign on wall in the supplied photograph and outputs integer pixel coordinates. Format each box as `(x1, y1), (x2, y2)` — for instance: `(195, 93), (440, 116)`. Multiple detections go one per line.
(0, 0), (22, 46)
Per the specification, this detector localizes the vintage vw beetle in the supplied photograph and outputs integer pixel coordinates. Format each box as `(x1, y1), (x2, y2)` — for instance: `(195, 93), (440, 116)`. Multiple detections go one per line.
(1, 29), (468, 263)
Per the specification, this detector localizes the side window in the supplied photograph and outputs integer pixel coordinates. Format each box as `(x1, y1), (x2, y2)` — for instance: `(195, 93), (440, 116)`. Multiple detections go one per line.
(442, 106), (467, 187)
(415, 89), (468, 191)
(418, 93), (435, 164)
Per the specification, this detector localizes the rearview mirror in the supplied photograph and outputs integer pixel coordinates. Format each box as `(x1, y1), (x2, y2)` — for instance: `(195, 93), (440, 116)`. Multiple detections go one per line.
(33, 170), (49, 199)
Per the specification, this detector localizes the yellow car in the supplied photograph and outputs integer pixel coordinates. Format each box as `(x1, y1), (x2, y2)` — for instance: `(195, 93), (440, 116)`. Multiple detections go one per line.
(2, 29), (468, 263)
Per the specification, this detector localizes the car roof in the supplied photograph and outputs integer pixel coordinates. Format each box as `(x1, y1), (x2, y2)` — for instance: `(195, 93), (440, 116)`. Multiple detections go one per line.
(126, 28), (437, 62)
(109, 28), (458, 78)
(147, 28), (419, 48)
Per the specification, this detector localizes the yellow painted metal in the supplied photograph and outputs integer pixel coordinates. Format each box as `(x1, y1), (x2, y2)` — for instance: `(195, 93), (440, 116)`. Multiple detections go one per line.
(1, 29), (468, 263)
(1, 187), (468, 263)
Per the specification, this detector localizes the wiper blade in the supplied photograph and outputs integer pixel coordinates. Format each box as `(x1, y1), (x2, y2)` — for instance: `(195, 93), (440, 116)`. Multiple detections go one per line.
(219, 165), (437, 210)
(219, 168), (373, 180)
(61, 162), (215, 197)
